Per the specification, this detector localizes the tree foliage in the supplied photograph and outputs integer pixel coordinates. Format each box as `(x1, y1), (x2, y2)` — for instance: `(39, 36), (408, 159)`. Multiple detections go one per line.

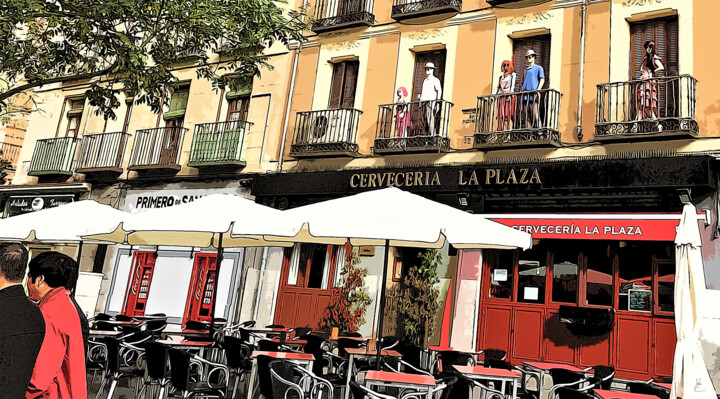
(320, 248), (372, 333)
(0, 0), (306, 118)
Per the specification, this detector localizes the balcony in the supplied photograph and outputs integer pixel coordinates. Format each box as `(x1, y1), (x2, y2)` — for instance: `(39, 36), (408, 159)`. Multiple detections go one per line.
(290, 109), (361, 158)
(595, 75), (698, 141)
(391, 0), (461, 21)
(75, 132), (129, 176)
(473, 89), (562, 149)
(487, 0), (553, 8)
(128, 126), (187, 172)
(0, 142), (21, 167)
(188, 120), (251, 168)
(312, 0), (375, 33)
(28, 137), (78, 177)
(374, 100), (452, 154)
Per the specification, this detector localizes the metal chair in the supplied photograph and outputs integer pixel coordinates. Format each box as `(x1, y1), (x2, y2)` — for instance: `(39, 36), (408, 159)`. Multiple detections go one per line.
(139, 319), (168, 337)
(167, 348), (229, 398)
(547, 369), (590, 399)
(432, 350), (476, 377)
(94, 333), (152, 399)
(626, 382), (670, 399)
(269, 360), (304, 399)
(400, 375), (458, 399)
(454, 372), (506, 399)
(294, 364), (335, 399)
(587, 366), (615, 390)
(137, 341), (170, 399)
(480, 349), (507, 365)
(222, 335), (253, 398)
(114, 314), (135, 322)
(349, 381), (395, 399)
(86, 339), (109, 391)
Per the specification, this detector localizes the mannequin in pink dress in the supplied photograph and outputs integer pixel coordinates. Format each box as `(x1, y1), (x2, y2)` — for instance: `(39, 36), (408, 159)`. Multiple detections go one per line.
(395, 86), (411, 137)
(496, 60), (517, 131)
(636, 40), (664, 121)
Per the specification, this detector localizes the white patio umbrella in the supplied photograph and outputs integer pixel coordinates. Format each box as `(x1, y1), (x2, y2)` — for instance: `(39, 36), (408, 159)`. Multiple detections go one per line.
(83, 194), (298, 331)
(671, 203), (715, 399)
(232, 187), (532, 364)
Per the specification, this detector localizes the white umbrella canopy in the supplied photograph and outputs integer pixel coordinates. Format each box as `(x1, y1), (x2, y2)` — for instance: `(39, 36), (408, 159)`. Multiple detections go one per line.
(671, 203), (715, 399)
(237, 187), (532, 250)
(84, 194), (296, 248)
(0, 200), (128, 242)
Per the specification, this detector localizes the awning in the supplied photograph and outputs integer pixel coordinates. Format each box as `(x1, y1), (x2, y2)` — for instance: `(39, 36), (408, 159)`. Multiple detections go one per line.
(486, 213), (708, 241)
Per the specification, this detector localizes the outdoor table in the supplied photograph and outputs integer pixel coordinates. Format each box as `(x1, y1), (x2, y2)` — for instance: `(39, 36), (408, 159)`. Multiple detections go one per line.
(522, 361), (588, 399)
(650, 382), (672, 391)
(343, 347), (402, 399)
(455, 365), (522, 399)
(365, 370), (435, 399)
(245, 326), (293, 342)
(593, 389), (660, 399)
(89, 329), (122, 336)
(246, 351), (315, 399)
(156, 335), (214, 349)
(269, 337), (308, 348)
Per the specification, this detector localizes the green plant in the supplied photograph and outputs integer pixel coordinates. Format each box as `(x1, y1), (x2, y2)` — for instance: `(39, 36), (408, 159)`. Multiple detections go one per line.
(389, 248), (442, 347)
(320, 248), (372, 333)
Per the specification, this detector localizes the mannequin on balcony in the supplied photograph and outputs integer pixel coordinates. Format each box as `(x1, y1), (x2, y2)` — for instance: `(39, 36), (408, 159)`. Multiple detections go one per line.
(419, 62), (442, 136)
(522, 49), (544, 128)
(395, 87), (411, 137)
(496, 60), (517, 131)
(636, 40), (664, 122)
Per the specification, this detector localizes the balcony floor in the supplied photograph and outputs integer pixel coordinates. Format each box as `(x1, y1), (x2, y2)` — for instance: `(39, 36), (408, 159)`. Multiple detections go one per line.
(391, 0), (461, 21)
(473, 129), (562, 149)
(188, 160), (247, 168)
(128, 164), (181, 172)
(594, 118), (699, 141)
(373, 136), (450, 154)
(311, 12), (375, 33)
(290, 142), (359, 158)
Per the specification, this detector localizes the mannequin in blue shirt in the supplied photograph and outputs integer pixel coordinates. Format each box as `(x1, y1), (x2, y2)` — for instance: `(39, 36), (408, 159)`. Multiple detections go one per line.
(522, 49), (545, 128)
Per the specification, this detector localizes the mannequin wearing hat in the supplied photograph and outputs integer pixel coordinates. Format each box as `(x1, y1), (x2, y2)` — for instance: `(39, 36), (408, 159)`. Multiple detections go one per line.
(522, 49), (544, 128)
(419, 61), (442, 135)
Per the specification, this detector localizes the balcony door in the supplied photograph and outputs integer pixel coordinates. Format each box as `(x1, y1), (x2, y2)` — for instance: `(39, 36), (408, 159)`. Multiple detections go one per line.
(410, 50), (446, 136)
(159, 118), (183, 166)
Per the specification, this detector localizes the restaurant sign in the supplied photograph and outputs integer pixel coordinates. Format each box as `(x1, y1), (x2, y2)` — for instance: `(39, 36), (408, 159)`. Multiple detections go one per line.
(349, 168), (541, 189)
(489, 217), (682, 241)
(123, 188), (245, 212)
(6, 194), (75, 217)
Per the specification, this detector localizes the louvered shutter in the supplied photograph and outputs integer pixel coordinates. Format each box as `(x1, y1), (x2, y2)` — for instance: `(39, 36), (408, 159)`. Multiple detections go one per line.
(513, 35), (551, 92)
(329, 62), (346, 109)
(630, 17), (678, 78)
(341, 61), (359, 108)
(411, 50), (447, 101)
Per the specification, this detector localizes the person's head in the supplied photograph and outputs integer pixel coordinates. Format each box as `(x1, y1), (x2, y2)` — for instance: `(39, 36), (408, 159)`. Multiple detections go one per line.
(644, 40), (656, 55)
(525, 49), (537, 66)
(0, 242), (29, 284)
(397, 86), (408, 99)
(501, 60), (515, 74)
(424, 62), (435, 77)
(26, 251), (77, 301)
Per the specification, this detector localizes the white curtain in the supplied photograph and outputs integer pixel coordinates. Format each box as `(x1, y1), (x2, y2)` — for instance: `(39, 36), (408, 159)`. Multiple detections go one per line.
(334, 246), (347, 287)
(320, 246), (332, 289)
(287, 244), (301, 285)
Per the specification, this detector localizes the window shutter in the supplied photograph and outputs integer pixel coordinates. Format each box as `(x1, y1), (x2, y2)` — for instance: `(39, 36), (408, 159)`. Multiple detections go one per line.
(169, 89), (189, 112)
(513, 35), (551, 91)
(341, 61), (359, 109)
(666, 18), (679, 76)
(329, 62), (346, 109)
(630, 17), (678, 78)
(411, 50), (447, 101)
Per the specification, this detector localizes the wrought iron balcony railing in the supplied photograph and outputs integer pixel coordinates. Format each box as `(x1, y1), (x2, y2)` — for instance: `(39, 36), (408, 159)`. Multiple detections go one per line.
(128, 126), (187, 171)
(0, 142), (21, 167)
(374, 100), (452, 154)
(595, 75), (698, 140)
(312, 0), (375, 33)
(28, 137), (79, 176)
(188, 120), (251, 167)
(75, 132), (129, 174)
(291, 108), (361, 158)
(473, 89), (562, 148)
(391, 0), (461, 20)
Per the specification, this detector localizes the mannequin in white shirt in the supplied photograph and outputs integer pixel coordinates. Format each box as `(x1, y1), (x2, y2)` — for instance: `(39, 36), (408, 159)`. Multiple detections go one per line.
(419, 62), (442, 135)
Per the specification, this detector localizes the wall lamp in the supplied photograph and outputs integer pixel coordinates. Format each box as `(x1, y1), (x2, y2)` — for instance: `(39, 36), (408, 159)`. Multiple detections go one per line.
(677, 188), (692, 205)
(457, 193), (469, 207)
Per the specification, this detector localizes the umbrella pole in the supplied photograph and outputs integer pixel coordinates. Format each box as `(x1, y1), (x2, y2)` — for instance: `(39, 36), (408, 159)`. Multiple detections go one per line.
(375, 239), (390, 370)
(72, 241), (84, 298)
(209, 233), (224, 339)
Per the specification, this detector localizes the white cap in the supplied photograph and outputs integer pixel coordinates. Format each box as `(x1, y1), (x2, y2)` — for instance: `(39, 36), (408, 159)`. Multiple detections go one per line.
(425, 62), (436, 69)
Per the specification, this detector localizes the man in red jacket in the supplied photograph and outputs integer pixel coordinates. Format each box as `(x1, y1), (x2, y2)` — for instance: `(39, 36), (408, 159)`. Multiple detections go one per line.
(25, 252), (87, 399)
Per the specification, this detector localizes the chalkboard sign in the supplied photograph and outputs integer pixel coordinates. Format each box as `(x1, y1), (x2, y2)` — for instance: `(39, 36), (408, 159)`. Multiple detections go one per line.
(628, 289), (652, 312)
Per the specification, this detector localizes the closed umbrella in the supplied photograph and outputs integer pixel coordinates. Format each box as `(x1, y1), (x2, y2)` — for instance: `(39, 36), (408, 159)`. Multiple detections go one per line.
(671, 203), (715, 399)
(232, 187), (532, 366)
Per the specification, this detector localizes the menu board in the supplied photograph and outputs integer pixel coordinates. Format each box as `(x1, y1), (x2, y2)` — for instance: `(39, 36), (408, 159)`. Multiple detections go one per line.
(628, 289), (652, 312)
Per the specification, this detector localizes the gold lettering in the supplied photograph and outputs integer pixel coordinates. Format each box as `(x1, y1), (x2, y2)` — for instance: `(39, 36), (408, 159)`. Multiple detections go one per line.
(468, 171), (479, 185)
(350, 174), (360, 188)
(496, 169), (505, 184)
(529, 168), (541, 184)
(388, 173), (395, 186)
(519, 168), (530, 184)
(458, 170), (467, 186)
(368, 173), (378, 188)
(506, 169), (517, 184)
(425, 171), (430, 185)
(415, 172), (424, 186)
(486, 169), (496, 184)
(360, 174), (368, 188)
(378, 173), (387, 187)
(395, 173), (404, 187)
(405, 172), (413, 187)
(430, 171), (440, 186)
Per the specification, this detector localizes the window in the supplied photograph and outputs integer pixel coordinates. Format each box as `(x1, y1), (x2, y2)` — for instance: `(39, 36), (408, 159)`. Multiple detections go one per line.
(64, 98), (85, 138)
(513, 35), (551, 91)
(617, 244), (652, 311)
(164, 83), (190, 125)
(329, 61), (359, 109)
(585, 244), (614, 307)
(552, 247), (579, 304)
(489, 250), (514, 299)
(285, 244), (346, 289)
(227, 97), (250, 121)
(656, 259), (675, 313)
(411, 50), (446, 102)
(517, 244), (547, 303)
(630, 17), (679, 78)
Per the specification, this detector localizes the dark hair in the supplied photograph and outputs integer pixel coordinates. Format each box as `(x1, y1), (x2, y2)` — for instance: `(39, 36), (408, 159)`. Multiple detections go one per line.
(643, 40), (658, 71)
(0, 242), (29, 282)
(28, 251), (77, 289)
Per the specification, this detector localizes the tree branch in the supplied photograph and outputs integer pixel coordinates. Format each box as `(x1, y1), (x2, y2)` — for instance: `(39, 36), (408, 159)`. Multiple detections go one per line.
(0, 63), (117, 104)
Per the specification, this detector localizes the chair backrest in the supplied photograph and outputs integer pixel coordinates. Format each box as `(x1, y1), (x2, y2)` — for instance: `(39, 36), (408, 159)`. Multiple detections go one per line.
(257, 339), (281, 352)
(168, 348), (192, 392)
(592, 366), (615, 390)
(438, 375), (459, 399)
(301, 334), (327, 375)
(341, 331), (363, 338)
(349, 380), (393, 399)
(266, 324), (285, 328)
(627, 383), (670, 399)
(549, 368), (586, 387)
(486, 358), (513, 370)
(94, 313), (113, 321)
(270, 360), (301, 399)
(144, 341), (169, 379)
(115, 314), (134, 321)
(105, 338), (121, 373)
(482, 349), (507, 364)
(257, 355), (276, 399)
(223, 336), (249, 369)
(379, 336), (398, 350)
(92, 320), (117, 331)
(337, 337), (365, 358)
(185, 320), (208, 331)
(293, 327), (312, 337)
(141, 319), (167, 335)
(396, 341), (424, 370)
(437, 350), (474, 374)
(239, 320), (256, 328)
(147, 313), (166, 317)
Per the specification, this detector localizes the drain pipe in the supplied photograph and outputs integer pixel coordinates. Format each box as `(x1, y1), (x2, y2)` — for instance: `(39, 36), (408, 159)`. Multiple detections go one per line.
(576, 0), (588, 141)
(252, 247), (270, 321)
(278, 1), (308, 172)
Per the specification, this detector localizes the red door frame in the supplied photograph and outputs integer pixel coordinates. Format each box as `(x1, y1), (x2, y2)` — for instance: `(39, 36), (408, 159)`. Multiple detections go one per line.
(121, 251), (157, 317)
(182, 253), (219, 327)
